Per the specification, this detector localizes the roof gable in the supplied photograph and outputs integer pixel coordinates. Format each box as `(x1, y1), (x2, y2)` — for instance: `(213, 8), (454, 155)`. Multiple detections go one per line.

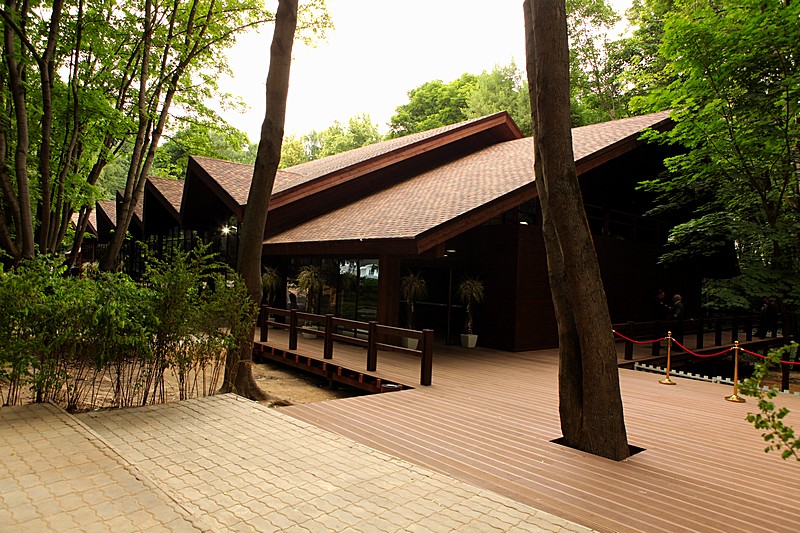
(181, 112), (523, 229)
(263, 111), (673, 255)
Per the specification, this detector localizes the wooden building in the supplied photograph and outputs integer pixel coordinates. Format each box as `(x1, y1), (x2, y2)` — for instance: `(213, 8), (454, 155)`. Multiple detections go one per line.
(115, 111), (705, 350)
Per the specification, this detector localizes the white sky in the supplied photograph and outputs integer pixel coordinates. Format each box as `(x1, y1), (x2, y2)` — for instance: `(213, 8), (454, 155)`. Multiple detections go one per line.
(218, 0), (633, 141)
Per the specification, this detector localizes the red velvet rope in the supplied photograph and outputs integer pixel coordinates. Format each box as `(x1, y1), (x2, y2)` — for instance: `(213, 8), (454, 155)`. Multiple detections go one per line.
(671, 338), (732, 358)
(740, 347), (800, 366)
(612, 329), (665, 345)
(612, 329), (798, 365)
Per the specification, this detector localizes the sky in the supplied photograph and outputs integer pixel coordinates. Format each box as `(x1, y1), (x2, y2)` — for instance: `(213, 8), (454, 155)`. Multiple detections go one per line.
(218, 0), (633, 141)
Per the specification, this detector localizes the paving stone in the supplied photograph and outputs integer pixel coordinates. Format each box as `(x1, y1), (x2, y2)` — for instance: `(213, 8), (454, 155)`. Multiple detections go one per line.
(2, 396), (593, 533)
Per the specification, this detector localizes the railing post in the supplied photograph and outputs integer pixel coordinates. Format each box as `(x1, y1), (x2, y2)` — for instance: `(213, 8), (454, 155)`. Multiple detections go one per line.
(725, 341), (745, 402)
(624, 321), (634, 360)
(259, 306), (268, 342)
(324, 314), (334, 360)
(714, 317), (723, 346)
(289, 309), (298, 351)
(695, 316), (704, 350)
(659, 331), (676, 385)
(421, 329), (434, 386)
(366, 321), (378, 372)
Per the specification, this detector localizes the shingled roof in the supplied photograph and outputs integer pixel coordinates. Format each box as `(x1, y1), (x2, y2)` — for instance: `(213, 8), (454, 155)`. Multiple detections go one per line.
(145, 176), (185, 222)
(185, 112), (522, 222)
(262, 111), (672, 255)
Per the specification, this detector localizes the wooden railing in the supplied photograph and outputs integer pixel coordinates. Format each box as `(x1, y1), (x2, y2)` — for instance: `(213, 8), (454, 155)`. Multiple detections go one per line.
(258, 306), (434, 386)
(612, 314), (781, 360)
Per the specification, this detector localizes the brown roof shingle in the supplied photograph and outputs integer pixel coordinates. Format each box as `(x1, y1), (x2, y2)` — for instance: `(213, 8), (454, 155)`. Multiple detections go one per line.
(264, 111), (672, 250)
(147, 176), (185, 215)
(190, 113), (516, 209)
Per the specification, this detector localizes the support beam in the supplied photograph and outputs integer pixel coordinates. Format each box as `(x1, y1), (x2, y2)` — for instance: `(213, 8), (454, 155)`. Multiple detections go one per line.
(377, 254), (401, 327)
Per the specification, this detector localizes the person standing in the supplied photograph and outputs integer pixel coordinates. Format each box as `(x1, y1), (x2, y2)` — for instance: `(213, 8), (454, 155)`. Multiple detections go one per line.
(653, 289), (671, 321)
(671, 294), (684, 320)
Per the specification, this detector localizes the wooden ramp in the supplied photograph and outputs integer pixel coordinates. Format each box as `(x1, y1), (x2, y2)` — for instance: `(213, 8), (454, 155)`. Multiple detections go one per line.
(258, 331), (800, 532)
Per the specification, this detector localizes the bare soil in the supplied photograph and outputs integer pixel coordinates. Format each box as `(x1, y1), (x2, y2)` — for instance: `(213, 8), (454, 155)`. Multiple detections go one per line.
(5, 359), (365, 411)
(252, 360), (366, 407)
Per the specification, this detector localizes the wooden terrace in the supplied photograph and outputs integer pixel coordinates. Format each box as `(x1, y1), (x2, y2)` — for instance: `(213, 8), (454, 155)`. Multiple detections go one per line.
(255, 327), (800, 532)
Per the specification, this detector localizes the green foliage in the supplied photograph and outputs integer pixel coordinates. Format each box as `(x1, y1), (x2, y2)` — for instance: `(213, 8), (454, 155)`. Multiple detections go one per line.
(280, 114), (382, 167)
(567, 0), (630, 123)
(152, 120), (256, 181)
(0, 0), (331, 262)
(279, 135), (312, 168)
(389, 74), (478, 138)
(623, 0), (678, 113)
(0, 248), (254, 410)
(464, 61), (532, 136)
(389, 63), (539, 137)
(640, 0), (800, 319)
(740, 344), (800, 461)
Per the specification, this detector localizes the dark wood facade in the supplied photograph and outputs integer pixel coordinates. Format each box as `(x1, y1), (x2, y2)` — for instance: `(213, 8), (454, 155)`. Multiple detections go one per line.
(102, 111), (715, 351)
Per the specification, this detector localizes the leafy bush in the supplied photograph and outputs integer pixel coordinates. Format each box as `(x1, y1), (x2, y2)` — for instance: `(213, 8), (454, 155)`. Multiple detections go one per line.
(740, 343), (800, 461)
(0, 247), (254, 411)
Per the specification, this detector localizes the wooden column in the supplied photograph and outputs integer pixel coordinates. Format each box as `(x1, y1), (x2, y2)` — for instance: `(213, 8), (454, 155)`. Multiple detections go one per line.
(376, 254), (401, 327)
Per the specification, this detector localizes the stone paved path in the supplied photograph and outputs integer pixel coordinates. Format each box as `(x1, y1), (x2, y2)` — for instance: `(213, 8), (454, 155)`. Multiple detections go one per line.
(0, 403), (199, 532)
(2, 395), (593, 532)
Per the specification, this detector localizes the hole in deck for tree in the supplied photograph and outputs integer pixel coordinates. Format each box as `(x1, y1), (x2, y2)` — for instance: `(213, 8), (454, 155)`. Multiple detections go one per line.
(550, 437), (645, 459)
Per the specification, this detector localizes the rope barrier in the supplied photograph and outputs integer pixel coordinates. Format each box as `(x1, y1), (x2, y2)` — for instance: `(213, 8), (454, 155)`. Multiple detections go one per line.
(740, 347), (800, 365)
(612, 329), (665, 345)
(671, 339), (732, 359)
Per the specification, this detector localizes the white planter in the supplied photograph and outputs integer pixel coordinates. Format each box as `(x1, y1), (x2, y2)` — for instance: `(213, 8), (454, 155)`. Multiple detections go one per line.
(460, 334), (478, 348)
(401, 337), (419, 350)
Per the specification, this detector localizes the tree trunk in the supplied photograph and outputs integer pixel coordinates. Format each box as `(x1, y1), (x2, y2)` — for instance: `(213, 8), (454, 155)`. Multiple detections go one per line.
(222, 0), (298, 400)
(524, 0), (629, 460)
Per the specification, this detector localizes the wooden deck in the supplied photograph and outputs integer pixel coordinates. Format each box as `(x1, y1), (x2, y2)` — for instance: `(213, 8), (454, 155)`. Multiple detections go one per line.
(256, 330), (800, 533)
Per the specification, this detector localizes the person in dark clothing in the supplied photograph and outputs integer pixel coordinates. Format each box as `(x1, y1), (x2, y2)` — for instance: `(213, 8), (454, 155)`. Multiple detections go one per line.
(654, 289), (671, 321)
(670, 294), (684, 320)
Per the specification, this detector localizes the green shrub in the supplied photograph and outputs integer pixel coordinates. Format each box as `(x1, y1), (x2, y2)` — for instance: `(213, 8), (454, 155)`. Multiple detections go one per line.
(0, 246), (254, 411)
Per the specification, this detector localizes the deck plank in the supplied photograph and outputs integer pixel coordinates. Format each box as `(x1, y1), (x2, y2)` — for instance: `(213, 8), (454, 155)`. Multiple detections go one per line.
(258, 330), (800, 532)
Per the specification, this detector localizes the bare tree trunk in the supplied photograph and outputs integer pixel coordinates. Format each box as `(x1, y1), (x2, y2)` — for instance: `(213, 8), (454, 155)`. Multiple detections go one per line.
(3, 0), (35, 260)
(524, 0), (629, 460)
(222, 0), (298, 400)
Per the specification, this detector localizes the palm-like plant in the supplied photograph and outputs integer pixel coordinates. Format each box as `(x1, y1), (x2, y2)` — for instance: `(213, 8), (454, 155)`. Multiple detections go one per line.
(400, 271), (427, 329)
(261, 266), (280, 306)
(457, 277), (484, 335)
(296, 265), (323, 314)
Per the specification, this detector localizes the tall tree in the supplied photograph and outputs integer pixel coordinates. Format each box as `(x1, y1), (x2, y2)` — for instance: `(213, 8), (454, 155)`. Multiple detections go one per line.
(465, 61), (533, 136)
(152, 121), (256, 180)
(524, 0), (630, 460)
(566, 0), (629, 124)
(0, 0), (273, 267)
(388, 74), (477, 137)
(641, 0), (800, 331)
(622, 0), (677, 113)
(223, 0), (298, 399)
(279, 113), (382, 167)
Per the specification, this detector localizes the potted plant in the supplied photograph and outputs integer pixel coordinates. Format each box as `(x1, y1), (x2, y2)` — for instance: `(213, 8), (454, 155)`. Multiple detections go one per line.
(296, 265), (323, 338)
(400, 271), (427, 349)
(457, 276), (484, 348)
(261, 266), (280, 307)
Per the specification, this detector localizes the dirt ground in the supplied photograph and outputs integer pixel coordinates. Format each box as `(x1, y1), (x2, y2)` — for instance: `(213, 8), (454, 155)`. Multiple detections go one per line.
(252, 360), (366, 407)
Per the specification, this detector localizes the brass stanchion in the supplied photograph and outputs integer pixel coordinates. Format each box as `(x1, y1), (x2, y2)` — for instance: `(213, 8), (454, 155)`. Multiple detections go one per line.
(725, 341), (746, 403)
(659, 331), (676, 385)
